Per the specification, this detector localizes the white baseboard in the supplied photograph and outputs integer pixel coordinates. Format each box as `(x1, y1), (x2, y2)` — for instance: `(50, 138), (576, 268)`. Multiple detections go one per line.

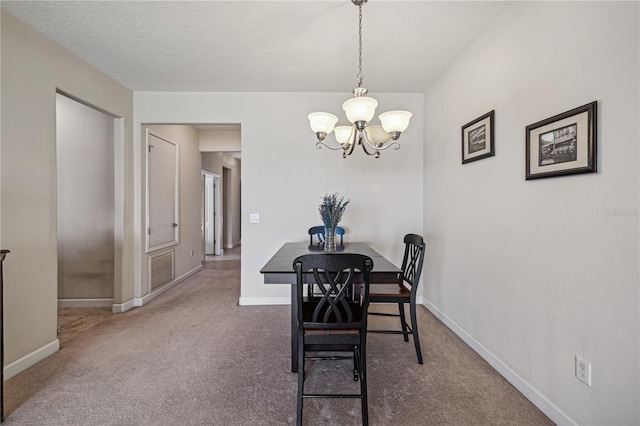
(239, 293), (414, 307)
(139, 264), (203, 306)
(112, 265), (203, 312)
(238, 296), (290, 306)
(58, 298), (114, 308)
(423, 300), (575, 426)
(4, 339), (60, 381)
(112, 298), (137, 313)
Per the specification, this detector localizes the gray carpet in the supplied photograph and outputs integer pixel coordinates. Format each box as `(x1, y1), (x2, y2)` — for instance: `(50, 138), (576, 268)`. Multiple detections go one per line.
(4, 251), (552, 425)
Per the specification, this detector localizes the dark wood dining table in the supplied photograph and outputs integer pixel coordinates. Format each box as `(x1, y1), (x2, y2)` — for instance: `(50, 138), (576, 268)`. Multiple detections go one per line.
(260, 241), (402, 372)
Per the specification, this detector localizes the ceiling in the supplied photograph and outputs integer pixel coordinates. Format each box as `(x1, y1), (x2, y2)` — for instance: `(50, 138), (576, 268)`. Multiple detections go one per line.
(1, 1), (512, 93)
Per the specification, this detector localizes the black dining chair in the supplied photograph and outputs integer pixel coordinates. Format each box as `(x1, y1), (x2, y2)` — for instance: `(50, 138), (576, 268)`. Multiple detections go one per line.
(367, 233), (426, 364)
(306, 226), (348, 299)
(308, 226), (345, 247)
(294, 253), (373, 426)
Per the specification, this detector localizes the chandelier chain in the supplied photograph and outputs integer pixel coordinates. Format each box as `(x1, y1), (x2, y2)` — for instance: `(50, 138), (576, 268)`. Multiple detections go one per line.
(357, 3), (363, 88)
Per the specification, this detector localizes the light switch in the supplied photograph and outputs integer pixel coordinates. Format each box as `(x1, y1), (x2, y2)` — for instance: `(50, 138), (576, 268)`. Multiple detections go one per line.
(249, 213), (260, 224)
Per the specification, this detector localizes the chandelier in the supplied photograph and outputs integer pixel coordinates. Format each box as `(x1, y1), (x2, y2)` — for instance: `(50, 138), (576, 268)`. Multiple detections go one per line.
(308, 0), (412, 159)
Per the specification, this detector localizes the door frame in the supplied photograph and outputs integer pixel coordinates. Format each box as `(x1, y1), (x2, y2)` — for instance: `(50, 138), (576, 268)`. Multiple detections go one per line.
(201, 170), (222, 257)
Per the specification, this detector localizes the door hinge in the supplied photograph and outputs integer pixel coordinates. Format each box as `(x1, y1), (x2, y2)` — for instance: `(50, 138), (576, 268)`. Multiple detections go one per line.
(148, 144), (154, 153)
(147, 228), (151, 235)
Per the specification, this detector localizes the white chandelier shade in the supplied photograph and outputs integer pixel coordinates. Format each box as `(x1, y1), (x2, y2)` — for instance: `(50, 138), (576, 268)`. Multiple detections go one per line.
(307, 0), (412, 158)
(379, 110), (413, 134)
(308, 112), (339, 135)
(334, 126), (354, 145)
(364, 124), (390, 145)
(342, 96), (378, 123)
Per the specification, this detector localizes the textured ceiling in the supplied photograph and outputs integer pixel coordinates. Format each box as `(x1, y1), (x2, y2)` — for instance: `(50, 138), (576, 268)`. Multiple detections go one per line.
(1, 1), (511, 93)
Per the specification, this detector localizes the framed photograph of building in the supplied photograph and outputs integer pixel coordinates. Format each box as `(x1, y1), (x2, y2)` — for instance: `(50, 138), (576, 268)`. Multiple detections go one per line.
(462, 110), (494, 164)
(526, 101), (597, 180)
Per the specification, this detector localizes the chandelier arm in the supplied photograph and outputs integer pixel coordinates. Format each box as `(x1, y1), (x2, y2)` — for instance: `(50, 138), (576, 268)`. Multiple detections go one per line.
(360, 127), (402, 151)
(315, 140), (347, 151)
(358, 131), (380, 157)
(344, 126), (357, 156)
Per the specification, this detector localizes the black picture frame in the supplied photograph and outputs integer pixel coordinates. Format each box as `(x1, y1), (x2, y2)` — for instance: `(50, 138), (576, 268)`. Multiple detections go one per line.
(525, 101), (597, 180)
(462, 110), (495, 164)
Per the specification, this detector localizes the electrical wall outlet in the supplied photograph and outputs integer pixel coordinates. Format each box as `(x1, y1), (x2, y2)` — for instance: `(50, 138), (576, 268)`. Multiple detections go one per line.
(249, 213), (260, 224)
(575, 356), (592, 386)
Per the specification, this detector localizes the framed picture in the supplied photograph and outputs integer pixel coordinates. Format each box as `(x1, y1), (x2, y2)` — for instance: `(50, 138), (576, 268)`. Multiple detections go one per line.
(462, 110), (494, 164)
(525, 101), (597, 180)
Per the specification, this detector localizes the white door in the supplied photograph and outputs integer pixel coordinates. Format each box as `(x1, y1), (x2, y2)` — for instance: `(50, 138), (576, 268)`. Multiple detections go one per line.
(146, 129), (179, 252)
(202, 172), (221, 256)
(205, 175), (215, 254)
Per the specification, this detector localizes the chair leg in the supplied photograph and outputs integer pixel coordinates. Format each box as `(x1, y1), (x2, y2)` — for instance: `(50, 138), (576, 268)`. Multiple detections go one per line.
(359, 342), (368, 426)
(296, 375), (303, 425)
(297, 340), (305, 425)
(409, 302), (424, 364)
(398, 303), (409, 342)
(353, 346), (360, 381)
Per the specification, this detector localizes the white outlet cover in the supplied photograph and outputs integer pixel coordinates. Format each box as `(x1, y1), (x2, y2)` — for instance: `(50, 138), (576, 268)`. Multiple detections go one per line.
(575, 356), (592, 387)
(249, 213), (260, 224)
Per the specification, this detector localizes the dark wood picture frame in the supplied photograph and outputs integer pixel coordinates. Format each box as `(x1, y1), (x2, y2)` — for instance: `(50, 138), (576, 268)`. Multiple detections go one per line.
(525, 101), (597, 180)
(462, 110), (495, 164)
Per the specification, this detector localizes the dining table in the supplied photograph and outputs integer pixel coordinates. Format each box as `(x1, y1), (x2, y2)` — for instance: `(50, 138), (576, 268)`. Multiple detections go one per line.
(260, 241), (402, 372)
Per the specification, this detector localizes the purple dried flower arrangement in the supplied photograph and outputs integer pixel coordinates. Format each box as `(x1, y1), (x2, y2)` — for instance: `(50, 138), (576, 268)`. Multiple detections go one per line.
(319, 193), (349, 229)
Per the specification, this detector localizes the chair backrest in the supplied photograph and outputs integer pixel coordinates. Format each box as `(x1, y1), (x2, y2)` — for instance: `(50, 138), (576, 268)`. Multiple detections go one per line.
(400, 234), (426, 297)
(294, 253), (373, 331)
(308, 226), (346, 246)
(308, 226), (325, 246)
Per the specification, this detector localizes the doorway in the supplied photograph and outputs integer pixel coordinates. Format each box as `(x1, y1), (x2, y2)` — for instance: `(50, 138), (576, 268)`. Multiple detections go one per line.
(202, 171), (221, 257)
(222, 167), (233, 250)
(56, 93), (116, 344)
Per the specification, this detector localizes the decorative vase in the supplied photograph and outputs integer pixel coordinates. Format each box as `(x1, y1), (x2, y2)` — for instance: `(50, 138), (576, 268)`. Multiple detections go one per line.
(324, 226), (337, 252)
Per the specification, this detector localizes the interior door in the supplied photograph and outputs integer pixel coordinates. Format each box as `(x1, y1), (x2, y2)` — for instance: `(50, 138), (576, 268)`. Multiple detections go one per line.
(146, 129), (179, 252)
(204, 174), (215, 255)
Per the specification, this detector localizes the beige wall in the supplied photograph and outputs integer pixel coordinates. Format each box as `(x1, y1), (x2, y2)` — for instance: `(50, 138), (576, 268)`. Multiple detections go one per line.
(142, 125), (203, 298)
(134, 91), (425, 305)
(1, 11), (134, 372)
(201, 152), (242, 248)
(423, 2), (639, 424)
(199, 130), (241, 152)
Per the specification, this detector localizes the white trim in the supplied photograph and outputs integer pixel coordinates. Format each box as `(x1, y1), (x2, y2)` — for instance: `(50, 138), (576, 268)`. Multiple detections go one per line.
(140, 264), (203, 306)
(112, 265), (202, 312)
(4, 339), (59, 381)
(113, 117), (125, 321)
(58, 298), (114, 308)
(240, 288), (369, 306)
(225, 241), (241, 249)
(238, 296), (290, 306)
(423, 300), (576, 426)
(112, 298), (137, 313)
